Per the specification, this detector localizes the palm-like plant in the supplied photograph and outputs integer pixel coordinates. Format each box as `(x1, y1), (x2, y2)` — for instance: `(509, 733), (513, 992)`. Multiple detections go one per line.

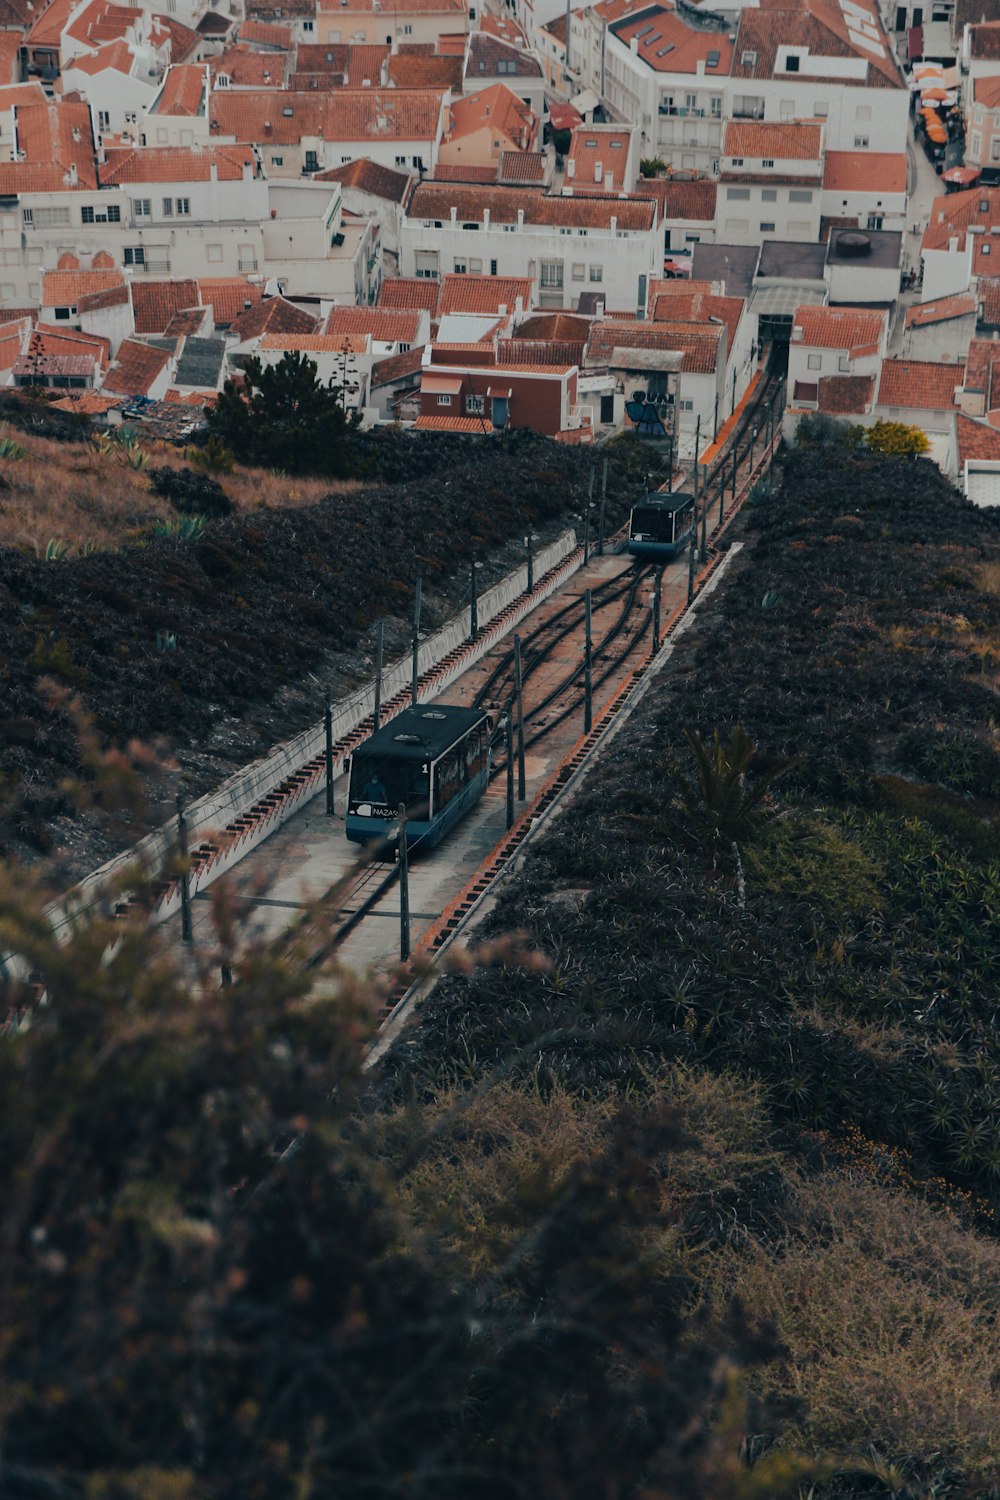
(679, 726), (791, 908)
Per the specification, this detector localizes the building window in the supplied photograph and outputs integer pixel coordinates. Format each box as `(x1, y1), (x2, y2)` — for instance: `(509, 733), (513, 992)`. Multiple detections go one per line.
(731, 156), (744, 166)
(814, 100), (829, 116)
(789, 189), (813, 203)
(163, 197), (173, 216)
(572, 261), (585, 281)
(465, 393), (484, 414)
(21, 207), (32, 225)
(453, 260), (467, 273)
(175, 197), (190, 215)
(679, 398), (694, 411)
(134, 198), (151, 217)
(540, 260), (563, 288)
(710, 95), (721, 116)
(785, 53), (800, 70)
(726, 187), (750, 200)
(807, 354), (822, 370)
(124, 246), (145, 266)
(32, 207), (71, 227)
(867, 214), (883, 230)
(854, 135), (869, 148)
(395, 154), (406, 165)
(238, 245), (257, 271)
(207, 243), (223, 262)
(437, 393), (452, 406)
(760, 221), (775, 232)
(762, 158), (774, 168)
(81, 204), (121, 223)
(98, 110), (110, 131)
(589, 265), (603, 282)
(304, 150), (318, 171)
(303, 17), (313, 27)
(490, 259), (497, 274)
(271, 155), (283, 166)
(54, 306), (71, 320)
(838, 357), (850, 372)
(741, 49), (756, 65)
(761, 188), (778, 202)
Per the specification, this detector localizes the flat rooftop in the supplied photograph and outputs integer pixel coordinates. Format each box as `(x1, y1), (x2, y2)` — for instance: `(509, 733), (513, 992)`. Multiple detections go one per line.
(826, 228), (903, 271)
(756, 240), (828, 282)
(690, 243), (759, 299)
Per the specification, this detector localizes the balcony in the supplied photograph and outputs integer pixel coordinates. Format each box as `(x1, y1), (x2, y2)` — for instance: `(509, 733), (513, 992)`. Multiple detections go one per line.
(732, 105), (765, 119)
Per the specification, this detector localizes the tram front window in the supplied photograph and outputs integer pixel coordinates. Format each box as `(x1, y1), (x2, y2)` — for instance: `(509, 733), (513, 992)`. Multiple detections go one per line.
(349, 757), (429, 818)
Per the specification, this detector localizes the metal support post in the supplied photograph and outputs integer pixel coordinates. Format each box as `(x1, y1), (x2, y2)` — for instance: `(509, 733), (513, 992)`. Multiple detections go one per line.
(397, 803), (410, 963)
(652, 570), (661, 652)
(411, 576), (422, 706)
(700, 478), (708, 560)
(584, 588), (593, 735)
(583, 467), (594, 563)
(598, 454), (608, 555)
(718, 470), (725, 527)
(176, 794), (192, 945)
(525, 533), (534, 594)
(470, 560), (479, 639)
(731, 366), (737, 416)
(687, 500), (697, 605)
(373, 619), (383, 730)
(713, 389), (719, 440)
(749, 426), (757, 482)
(505, 714), (515, 830)
(324, 700), (334, 816)
(514, 633), (526, 800)
(731, 441), (738, 505)
(667, 428), (674, 489)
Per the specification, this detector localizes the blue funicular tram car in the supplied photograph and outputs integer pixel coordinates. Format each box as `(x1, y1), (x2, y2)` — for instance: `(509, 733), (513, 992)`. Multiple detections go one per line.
(628, 491), (696, 559)
(346, 703), (492, 851)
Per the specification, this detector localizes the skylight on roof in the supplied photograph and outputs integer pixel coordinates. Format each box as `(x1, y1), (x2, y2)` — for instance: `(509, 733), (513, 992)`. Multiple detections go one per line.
(655, 41), (674, 55)
(632, 23), (655, 37)
(644, 30), (661, 43)
(706, 48), (720, 65)
(848, 28), (884, 55)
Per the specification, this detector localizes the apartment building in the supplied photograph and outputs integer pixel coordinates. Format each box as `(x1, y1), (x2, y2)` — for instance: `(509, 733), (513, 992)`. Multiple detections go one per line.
(438, 84), (537, 171)
(787, 304), (889, 407)
(717, 119), (824, 244)
(400, 182), (659, 312)
(314, 0), (471, 49)
(920, 186), (1000, 301)
(820, 149), (907, 231)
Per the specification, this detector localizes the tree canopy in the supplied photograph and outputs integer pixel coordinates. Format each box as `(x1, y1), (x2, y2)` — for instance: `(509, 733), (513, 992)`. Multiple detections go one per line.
(207, 350), (360, 476)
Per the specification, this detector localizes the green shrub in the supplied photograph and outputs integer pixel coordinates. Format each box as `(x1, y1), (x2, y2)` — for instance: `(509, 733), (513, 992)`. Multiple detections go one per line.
(745, 813), (884, 913)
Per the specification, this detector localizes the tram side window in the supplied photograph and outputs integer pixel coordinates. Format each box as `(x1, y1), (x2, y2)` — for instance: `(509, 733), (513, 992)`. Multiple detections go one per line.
(433, 747), (464, 811)
(466, 725), (486, 777)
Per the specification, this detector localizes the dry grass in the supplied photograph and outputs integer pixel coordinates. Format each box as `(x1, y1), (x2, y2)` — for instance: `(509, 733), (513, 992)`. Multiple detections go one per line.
(0, 431), (363, 553)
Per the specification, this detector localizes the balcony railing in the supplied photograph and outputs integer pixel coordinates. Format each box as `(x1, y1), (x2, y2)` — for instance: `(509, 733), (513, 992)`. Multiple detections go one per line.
(732, 105), (765, 119)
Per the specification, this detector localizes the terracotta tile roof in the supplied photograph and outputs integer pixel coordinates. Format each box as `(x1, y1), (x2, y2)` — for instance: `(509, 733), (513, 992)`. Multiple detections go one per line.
(68, 39), (136, 76)
(0, 306), (38, 324)
(35, 324), (111, 365)
(877, 358), (964, 409)
(498, 150), (546, 184)
(903, 292), (976, 328)
(956, 0), (1000, 33)
(648, 277), (718, 300)
(957, 410), (1000, 463)
(610, 5), (734, 74)
(165, 387), (213, 404)
(414, 413), (499, 432)
(465, 32), (543, 79)
(43, 268), (124, 307)
(210, 88), (444, 144)
(479, 10), (527, 43)
(239, 17), (293, 46)
(65, 0), (141, 46)
(317, 0), (464, 11)
(131, 279), (200, 333)
(155, 63), (206, 115)
(25, 0), (74, 48)
(0, 81), (45, 109)
(587, 317), (725, 372)
(968, 21), (1000, 58)
(164, 306), (210, 336)
(101, 144), (254, 184)
(0, 0), (36, 32)
(921, 186), (1000, 252)
(258, 332), (371, 353)
(733, 0), (902, 89)
(439, 273), (533, 316)
(634, 174), (716, 222)
(1, 102), (98, 193)
(567, 126), (631, 192)
(50, 391), (123, 413)
(379, 277), (440, 315)
(793, 304), (887, 353)
(445, 83), (536, 149)
(210, 45), (288, 86)
(197, 277), (264, 326)
(230, 296), (317, 339)
(314, 157), (411, 201)
(649, 288), (744, 354)
(77, 282), (130, 313)
(815, 374), (873, 412)
(515, 311), (591, 340)
(387, 52), (462, 89)
(432, 162), (498, 182)
(822, 151), (907, 194)
(14, 352), (98, 378)
(151, 12), (200, 62)
(977, 278), (1000, 326)
(326, 305), (422, 342)
(407, 182), (656, 231)
(370, 345), (425, 386)
(973, 74), (1000, 109)
(498, 337), (583, 365)
(723, 120), (823, 161)
(102, 337), (171, 395)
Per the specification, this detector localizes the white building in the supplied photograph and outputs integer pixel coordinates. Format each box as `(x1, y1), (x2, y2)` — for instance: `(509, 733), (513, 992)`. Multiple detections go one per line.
(788, 303), (889, 407)
(821, 149), (907, 230)
(400, 182), (660, 313)
(717, 118), (824, 244)
(919, 185), (1000, 302)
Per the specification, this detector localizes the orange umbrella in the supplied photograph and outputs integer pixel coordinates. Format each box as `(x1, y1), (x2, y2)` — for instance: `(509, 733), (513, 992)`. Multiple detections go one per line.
(922, 86), (949, 100)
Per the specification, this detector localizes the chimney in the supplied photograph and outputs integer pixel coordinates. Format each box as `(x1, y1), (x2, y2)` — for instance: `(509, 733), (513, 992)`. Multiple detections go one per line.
(450, 205), (458, 223)
(67, 162), (78, 185)
(483, 207), (490, 227)
(949, 235), (959, 252)
(593, 159), (602, 183)
(515, 293), (523, 314)
(604, 168), (613, 189)
(567, 157), (575, 178)
(517, 207), (524, 226)
(630, 34), (638, 52)
(610, 213), (618, 234)
(499, 301), (507, 314)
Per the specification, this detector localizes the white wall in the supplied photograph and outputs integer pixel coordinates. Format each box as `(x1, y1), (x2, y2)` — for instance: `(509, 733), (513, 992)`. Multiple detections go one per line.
(79, 294), (134, 353)
(826, 258), (900, 304)
(904, 313), (977, 360)
(820, 182), (906, 231)
(921, 242), (974, 302)
(716, 181), (820, 243)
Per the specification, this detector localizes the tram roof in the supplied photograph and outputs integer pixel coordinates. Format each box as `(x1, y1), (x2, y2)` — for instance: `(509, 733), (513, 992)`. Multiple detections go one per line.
(634, 491), (695, 513)
(354, 703), (488, 762)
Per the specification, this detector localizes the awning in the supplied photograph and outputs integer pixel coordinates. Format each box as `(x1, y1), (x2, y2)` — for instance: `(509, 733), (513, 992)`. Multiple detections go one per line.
(944, 164), (982, 185)
(549, 103), (583, 132)
(422, 373), (463, 395)
(570, 88), (599, 115)
(486, 385), (512, 398)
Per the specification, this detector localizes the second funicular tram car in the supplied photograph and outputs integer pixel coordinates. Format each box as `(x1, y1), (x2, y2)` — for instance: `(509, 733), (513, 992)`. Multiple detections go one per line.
(346, 704), (492, 852)
(628, 492), (696, 559)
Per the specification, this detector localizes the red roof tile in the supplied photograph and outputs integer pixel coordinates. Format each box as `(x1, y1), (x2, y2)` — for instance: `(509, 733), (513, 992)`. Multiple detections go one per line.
(258, 332), (370, 352)
(379, 277), (440, 315)
(0, 101), (98, 193)
(131, 279), (200, 334)
(587, 317), (724, 372)
(155, 63), (206, 115)
(567, 126), (631, 192)
(413, 413), (500, 432)
(822, 151), (907, 194)
(904, 292), (976, 328)
(326, 305), (423, 341)
(314, 156), (411, 201)
(465, 32), (542, 79)
(922, 186), (1000, 252)
(50, 391), (123, 413)
(34, 324), (111, 366)
(793, 304), (887, 353)
(877, 358), (964, 409)
(231, 296), (318, 339)
(407, 182), (655, 231)
(649, 288), (744, 355)
(444, 83), (536, 149)
(439, 273), (533, 316)
(370, 345), (424, 386)
(210, 87), (444, 144)
(150, 12), (200, 62)
(164, 306), (210, 337)
(733, 0), (902, 89)
(977, 278), (1000, 328)
(387, 52), (461, 88)
(611, 5), (735, 75)
(238, 17), (292, 46)
(209, 44), (288, 86)
(634, 174), (716, 222)
(498, 150), (546, 184)
(723, 119), (823, 161)
(77, 282), (130, 313)
(102, 337), (171, 395)
(43, 268), (124, 307)
(957, 411), (1000, 462)
(101, 144), (254, 184)
(816, 374), (873, 412)
(197, 277), (263, 326)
